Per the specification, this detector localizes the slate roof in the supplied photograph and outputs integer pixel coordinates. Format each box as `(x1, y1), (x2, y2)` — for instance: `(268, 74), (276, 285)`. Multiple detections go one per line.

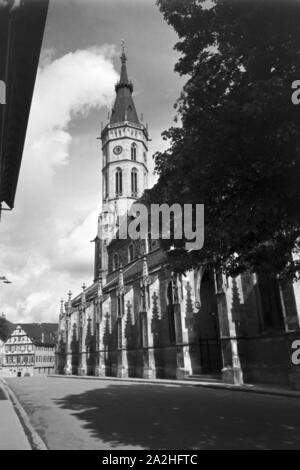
(17, 323), (58, 347)
(105, 247), (166, 291)
(70, 247), (166, 308)
(110, 51), (140, 125)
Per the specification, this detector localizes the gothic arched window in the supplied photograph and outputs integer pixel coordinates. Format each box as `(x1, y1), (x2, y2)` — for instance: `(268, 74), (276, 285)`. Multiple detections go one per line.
(115, 167), (122, 196)
(131, 167), (138, 197)
(128, 244), (134, 263)
(131, 143), (137, 161)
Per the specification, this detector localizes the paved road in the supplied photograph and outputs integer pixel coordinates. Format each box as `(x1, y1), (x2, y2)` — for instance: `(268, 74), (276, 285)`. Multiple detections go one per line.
(5, 376), (300, 450)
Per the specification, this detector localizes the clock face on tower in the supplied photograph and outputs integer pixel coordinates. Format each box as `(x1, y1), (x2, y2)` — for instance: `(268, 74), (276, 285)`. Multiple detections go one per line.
(113, 145), (123, 155)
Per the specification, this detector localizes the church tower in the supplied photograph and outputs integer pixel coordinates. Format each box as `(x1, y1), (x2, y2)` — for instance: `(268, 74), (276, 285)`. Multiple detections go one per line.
(94, 43), (150, 282)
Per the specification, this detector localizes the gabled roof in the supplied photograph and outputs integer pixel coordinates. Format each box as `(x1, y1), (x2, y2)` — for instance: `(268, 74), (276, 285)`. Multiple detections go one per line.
(16, 323), (58, 347)
(110, 49), (140, 125)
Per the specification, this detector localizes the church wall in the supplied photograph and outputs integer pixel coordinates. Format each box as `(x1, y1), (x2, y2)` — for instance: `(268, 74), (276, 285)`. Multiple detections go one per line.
(108, 238), (144, 273)
(69, 309), (80, 375)
(222, 273), (300, 386)
(131, 279), (144, 377)
(85, 302), (97, 376)
(149, 275), (164, 378)
(156, 268), (177, 379)
(100, 295), (112, 376)
(293, 279), (300, 322)
(182, 271), (203, 376)
(59, 267), (300, 388)
(123, 286), (138, 377)
(108, 292), (119, 376)
(237, 334), (292, 386)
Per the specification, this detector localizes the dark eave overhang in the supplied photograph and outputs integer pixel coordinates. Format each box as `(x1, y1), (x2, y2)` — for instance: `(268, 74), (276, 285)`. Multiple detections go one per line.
(0, 0), (49, 210)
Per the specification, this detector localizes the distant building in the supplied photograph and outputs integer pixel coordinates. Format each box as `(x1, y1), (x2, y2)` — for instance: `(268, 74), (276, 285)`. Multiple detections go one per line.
(1, 323), (57, 377)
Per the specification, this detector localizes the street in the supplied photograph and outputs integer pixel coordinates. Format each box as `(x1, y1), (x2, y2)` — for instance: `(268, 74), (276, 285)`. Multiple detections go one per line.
(5, 376), (300, 450)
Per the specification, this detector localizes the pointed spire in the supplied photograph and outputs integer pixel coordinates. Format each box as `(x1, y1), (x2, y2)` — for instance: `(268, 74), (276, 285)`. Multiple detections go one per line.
(97, 278), (103, 302)
(142, 255), (150, 287)
(121, 39), (126, 64)
(117, 39), (130, 89)
(65, 290), (72, 313)
(60, 299), (64, 317)
(81, 283), (86, 309)
(110, 40), (140, 125)
(117, 264), (125, 296)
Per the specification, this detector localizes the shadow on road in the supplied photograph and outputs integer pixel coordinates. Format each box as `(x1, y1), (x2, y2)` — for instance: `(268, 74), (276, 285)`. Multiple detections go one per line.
(54, 382), (300, 449)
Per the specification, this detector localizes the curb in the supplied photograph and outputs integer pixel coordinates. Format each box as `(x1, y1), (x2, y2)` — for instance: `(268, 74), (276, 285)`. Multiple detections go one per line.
(1, 379), (48, 450)
(49, 374), (300, 399)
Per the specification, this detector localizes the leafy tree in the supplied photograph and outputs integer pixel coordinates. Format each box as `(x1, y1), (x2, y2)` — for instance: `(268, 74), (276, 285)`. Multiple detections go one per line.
(0, 314), (13, 341)
(149, 0), (300, 279)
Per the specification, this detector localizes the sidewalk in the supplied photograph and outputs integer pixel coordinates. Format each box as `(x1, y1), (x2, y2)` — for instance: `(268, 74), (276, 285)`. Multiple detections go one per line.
(0, 380), (31, 450)
(49, 374), (300, 399)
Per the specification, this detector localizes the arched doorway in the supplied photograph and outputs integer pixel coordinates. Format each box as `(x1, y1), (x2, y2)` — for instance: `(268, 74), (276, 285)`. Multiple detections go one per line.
(257, 274), (285, 331)
(197, 272), (222, 374)
(163, 281), (177, 378)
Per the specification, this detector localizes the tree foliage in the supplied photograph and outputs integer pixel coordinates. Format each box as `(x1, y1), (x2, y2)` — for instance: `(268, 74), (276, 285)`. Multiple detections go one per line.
(0, 315), (13, 342)
(150, 0), (300, 279)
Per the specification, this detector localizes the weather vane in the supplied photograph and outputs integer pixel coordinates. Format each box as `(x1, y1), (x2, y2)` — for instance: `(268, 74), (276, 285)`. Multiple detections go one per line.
(120, 39), (127, 63)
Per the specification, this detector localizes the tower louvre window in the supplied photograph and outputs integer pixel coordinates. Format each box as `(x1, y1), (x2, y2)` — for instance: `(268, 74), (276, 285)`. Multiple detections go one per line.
(131, 168), (138, 197)
(131, 143), (137, 161)
(115, 167), (122, 196)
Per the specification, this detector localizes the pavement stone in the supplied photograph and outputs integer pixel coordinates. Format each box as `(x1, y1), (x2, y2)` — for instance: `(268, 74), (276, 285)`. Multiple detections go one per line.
(0, 381), (31, 450)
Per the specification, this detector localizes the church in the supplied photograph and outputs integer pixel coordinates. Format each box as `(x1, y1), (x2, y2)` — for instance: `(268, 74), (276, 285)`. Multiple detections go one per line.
(56, 46), (300, 389)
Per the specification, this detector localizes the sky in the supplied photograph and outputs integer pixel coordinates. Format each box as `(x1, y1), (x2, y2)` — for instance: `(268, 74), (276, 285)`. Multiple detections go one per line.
(0, 0), (185, 323)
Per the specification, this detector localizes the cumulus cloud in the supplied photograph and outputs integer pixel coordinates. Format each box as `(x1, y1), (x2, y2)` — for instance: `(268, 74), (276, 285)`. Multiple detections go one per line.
(0, 45), (118, 323)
